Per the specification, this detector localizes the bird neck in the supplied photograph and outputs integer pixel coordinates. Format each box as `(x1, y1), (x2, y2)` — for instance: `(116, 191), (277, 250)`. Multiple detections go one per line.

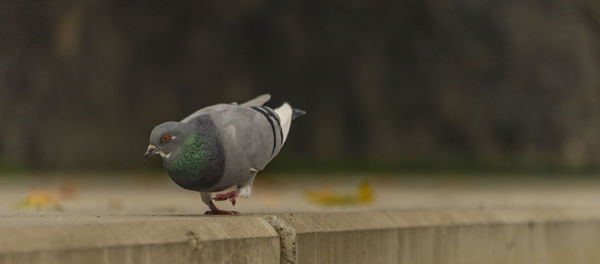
(164, 132), (214, 178)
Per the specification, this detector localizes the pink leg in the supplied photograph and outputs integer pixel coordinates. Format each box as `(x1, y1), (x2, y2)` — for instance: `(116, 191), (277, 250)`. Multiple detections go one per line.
(214, 190), (240, 206)
(204, 200), (239, 215)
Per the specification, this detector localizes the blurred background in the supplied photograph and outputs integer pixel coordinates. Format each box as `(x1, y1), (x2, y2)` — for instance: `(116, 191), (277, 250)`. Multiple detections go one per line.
(1, 0), (600, 174)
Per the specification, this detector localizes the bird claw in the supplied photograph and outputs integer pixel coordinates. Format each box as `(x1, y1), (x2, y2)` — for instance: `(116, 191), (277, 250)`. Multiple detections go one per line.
(204, 210), (239, 215)
(205, 191), (240, 215)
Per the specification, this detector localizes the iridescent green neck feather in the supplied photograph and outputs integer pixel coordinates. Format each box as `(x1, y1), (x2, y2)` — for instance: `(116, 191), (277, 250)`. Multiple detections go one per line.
(163, 132), (224, 190)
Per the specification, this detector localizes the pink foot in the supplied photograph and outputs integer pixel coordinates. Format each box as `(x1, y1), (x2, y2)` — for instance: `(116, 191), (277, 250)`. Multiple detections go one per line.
(205, 200), (239, 215)
(214, 190), (239, 206)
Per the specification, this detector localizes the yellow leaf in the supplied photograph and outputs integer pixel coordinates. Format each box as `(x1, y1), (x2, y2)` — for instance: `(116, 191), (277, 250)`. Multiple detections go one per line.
(304, 181), (375, 206)
(16, 190), (60, 210)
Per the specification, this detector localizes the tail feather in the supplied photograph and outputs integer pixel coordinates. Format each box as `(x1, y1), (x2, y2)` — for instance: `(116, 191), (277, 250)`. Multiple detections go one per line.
(292, 108), (306, 120)
(274, 103), (293, 143)
(274, 103), (305, 144)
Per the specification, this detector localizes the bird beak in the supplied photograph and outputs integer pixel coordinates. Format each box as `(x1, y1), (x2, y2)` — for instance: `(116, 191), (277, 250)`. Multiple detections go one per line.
(144, 145), (157, 160)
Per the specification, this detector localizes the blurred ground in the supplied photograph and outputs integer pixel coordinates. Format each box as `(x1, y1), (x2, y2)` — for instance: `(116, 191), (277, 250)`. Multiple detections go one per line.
(1, 173), (600, 217)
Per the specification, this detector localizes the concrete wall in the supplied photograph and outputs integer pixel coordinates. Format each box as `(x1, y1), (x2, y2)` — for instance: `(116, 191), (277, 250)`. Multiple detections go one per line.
(0, 217), (280, 264)
(270, 209), (600, 264)
(1, 209), (600, 263)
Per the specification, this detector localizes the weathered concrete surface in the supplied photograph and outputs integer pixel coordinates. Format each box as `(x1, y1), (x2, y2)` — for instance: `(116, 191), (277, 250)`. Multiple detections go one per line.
(1, 210), (600, 264)
(396, 219), (600, 264)
(275, 212), (398, 264)
(0, 216), (279, 264)
(275, 209), (600, 264)
(1, 174), (600, 263)
(387, 208), (600, 264)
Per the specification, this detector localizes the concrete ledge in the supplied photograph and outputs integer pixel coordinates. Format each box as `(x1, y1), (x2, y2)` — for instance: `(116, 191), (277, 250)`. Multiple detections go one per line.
(1, 209), (600, 263)
(0, 216), (280, 264)
(275, 209), (600, 264)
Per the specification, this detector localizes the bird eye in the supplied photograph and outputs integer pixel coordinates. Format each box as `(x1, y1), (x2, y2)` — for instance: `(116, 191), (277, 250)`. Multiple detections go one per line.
(161, 134), (171, 144)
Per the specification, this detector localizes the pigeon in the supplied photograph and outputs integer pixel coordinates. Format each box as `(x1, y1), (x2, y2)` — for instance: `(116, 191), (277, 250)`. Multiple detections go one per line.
(144, 94), (305, 215)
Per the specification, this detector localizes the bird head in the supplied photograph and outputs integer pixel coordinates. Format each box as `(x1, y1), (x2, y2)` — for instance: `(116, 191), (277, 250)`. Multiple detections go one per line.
(144, 121), (193, 160)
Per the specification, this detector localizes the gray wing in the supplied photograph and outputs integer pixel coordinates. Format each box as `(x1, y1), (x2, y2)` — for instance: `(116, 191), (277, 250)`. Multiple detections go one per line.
(181, 104), (231, 123)
(213, 106), (284, 170)
(200, 106), (284, 190)
(240, 93), (271, 107)
(181, 94), (271, 123)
